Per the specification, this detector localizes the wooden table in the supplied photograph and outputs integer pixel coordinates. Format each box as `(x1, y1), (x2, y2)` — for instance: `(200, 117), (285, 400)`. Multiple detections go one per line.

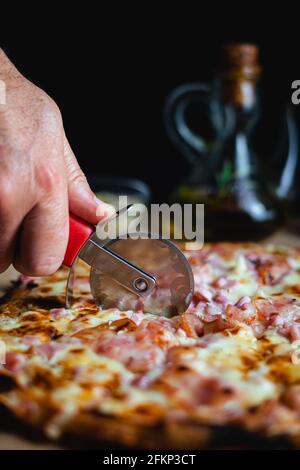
(0, 229), (299, 450)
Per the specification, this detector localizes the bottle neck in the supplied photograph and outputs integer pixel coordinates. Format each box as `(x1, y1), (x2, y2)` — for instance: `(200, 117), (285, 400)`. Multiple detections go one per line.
(221, 77), (258, 110)
(218, 43), (261, 109)
(213, 77), (260, 135)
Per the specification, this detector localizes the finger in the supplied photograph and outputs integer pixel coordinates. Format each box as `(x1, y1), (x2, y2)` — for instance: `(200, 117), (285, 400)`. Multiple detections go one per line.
(0, 182), (24, 273)
(13, 188), (69, 277)
(64, 137), (115, 224)
(0, 221), (19, 273)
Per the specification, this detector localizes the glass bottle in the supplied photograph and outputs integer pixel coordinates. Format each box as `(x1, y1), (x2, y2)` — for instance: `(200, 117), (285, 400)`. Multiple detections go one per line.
(166, 44), (282, 242)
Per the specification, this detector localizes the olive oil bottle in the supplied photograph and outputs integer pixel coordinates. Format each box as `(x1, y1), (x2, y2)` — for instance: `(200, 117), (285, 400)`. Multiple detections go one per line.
(166, 44), (281, 242)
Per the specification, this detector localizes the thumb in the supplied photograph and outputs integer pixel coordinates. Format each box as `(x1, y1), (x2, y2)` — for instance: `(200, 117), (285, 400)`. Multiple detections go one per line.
(64, 137), (115, 224)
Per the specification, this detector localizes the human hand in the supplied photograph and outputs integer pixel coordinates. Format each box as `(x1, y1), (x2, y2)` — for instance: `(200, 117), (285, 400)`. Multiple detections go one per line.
(0, 49), (114, 276)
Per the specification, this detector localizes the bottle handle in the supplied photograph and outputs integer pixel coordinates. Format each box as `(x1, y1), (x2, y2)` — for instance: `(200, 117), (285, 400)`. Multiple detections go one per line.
(163, 82), (213, 165)
(275, 105), (299, 200)
(63, 213), (94, 267)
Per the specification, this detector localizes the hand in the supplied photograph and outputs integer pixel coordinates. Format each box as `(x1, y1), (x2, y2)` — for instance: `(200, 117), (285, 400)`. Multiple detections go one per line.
(0, 49), (114, 276)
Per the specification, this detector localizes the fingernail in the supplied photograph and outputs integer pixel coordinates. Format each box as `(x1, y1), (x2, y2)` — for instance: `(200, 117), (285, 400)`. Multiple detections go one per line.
(94, 197), (115, 219)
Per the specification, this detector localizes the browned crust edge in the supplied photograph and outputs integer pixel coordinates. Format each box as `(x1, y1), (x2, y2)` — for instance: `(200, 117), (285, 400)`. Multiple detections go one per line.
(1, 400), (296, 450)
(65, 413), (214, 449)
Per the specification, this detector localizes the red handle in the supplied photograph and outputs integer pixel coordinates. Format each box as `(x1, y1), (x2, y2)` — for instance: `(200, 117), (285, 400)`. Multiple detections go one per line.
(63, 213), (94, 267)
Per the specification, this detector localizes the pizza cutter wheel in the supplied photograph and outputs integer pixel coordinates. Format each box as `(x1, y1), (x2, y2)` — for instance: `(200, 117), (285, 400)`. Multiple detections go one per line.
(63, 206), (194, 317)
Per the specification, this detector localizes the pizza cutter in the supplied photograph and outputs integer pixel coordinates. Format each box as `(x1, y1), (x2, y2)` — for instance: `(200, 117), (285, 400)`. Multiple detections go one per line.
(63, 206), (194, 317)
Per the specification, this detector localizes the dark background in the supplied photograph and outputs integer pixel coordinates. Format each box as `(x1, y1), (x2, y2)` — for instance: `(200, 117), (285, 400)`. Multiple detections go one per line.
(2, 7), (300, 202)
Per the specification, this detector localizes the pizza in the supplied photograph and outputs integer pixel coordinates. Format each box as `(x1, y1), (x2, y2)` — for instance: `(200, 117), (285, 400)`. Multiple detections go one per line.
(2, 243), (300, 449)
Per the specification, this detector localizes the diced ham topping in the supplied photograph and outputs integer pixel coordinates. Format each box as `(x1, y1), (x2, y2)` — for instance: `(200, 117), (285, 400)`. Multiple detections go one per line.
(180, 313), (204, 338)
(134, 299), (145, 313)
(131, 374), (156, 388)
(212, 276), (236, 289)
(192, 288), (213, 303)
(251, 322), (266, 338)
(254, 297), (300, 340)
(23, 335), (41, 346)
(50, 308), (69, 320)
(94, 330), (165, 373)
(192, 264), (214, 286)
(236, 296), (251, 308)
(225, 302), (257, 325)
(79, 317), (178, 373)
(256, 298), (299, 323)
(203, 317), (229, 335)
(204, 303), (222, 322)
(206, 303), (222, 316)
(226, 305), (241, 321)
(161, 364), (236, 408)
(4, 352), (27, 373)
(247, 254), (290, 286)
(128, 312), (144, 325)
(135, 317), (176, 343)
(34, 342), (66, 361)
(288, 324), (300, 342)
(213, 291), (229, 306)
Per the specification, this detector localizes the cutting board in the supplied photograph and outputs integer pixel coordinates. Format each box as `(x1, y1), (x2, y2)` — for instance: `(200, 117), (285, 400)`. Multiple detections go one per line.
(0, 229), (299, 449)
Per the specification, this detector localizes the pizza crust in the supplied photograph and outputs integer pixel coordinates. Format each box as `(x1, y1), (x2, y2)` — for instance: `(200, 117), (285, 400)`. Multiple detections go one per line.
(1, 402), (294, 450)
(65, 413), (213, 449)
